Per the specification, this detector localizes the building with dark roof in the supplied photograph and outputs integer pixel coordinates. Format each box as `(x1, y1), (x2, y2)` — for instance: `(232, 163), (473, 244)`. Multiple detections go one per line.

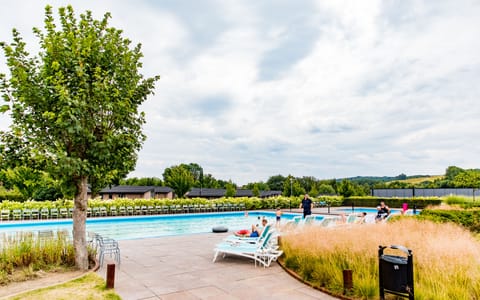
(186, 188), (282, 199)
(260, 190), (283, 198)
(98, 185), (174, 200)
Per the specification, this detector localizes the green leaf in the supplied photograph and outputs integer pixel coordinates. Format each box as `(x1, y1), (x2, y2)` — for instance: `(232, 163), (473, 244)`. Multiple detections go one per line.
(0, 104), (9, 113)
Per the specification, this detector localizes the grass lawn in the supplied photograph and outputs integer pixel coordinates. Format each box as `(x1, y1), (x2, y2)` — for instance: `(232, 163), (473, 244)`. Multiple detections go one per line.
(7, 272), (121, 300)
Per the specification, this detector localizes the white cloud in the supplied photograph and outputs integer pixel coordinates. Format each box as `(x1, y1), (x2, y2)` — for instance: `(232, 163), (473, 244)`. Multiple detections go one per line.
(1, 0), (479, 184)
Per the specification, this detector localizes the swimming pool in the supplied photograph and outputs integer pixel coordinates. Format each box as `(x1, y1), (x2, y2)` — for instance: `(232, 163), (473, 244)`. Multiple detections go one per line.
(336, 207), (420, 215)
(0, 211), (301, 240)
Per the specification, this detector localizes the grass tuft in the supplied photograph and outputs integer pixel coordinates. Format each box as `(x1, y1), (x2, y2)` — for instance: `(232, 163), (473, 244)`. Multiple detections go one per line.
(0, 231), (95, 285)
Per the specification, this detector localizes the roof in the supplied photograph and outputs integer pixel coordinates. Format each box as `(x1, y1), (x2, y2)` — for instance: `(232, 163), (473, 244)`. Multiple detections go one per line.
(260, 190), (282, 197)
(99, 185), (173, 194)
(154, 186), (174, 193)
(235, 189), (253, 197)
(187, 188), (226, 197)
(186, 188), (282, 198)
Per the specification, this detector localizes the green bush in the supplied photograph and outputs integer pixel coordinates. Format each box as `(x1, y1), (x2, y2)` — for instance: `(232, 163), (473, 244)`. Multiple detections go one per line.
(417, 209), (480, 232)
(0, 189), (26, 202)
(1, 195), (342, 214)
(317, 196), (343, 206)
(444, 195), (480, 208)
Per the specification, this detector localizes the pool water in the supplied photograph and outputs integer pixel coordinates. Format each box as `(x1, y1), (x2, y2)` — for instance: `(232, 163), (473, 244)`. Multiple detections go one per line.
(0, 211), (301, 240)
(337, 207), (420, 215)
(338, 208), (400, 214)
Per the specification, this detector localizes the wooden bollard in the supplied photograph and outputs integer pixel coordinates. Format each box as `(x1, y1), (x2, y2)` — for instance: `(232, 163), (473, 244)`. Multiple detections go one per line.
(343, 269), (353, 294)
(106, 263), (115, 289)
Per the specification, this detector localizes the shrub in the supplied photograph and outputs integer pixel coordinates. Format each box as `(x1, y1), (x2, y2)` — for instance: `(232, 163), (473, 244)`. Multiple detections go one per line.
(344, 196), (442, 208)
(1, 195), (339, 212)
(418, 208), (480, 232)
(0, 189), (25, 202)
(444, 195), (480, 208)
(317, 196), (343, 206)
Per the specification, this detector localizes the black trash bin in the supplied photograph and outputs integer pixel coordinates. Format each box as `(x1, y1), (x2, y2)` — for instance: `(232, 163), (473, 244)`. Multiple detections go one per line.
(378, 245), (414, 300)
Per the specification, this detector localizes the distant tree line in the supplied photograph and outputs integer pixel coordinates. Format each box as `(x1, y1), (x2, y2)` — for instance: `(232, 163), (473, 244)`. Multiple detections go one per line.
(1, 164), (479, 201)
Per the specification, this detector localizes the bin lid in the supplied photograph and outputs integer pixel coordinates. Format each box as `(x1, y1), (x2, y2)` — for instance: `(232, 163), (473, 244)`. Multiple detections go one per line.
(381, 255), (407, 264)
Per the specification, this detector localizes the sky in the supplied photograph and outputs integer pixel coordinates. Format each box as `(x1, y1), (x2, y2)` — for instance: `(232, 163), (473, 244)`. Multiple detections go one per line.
(1, 0), (479, 185)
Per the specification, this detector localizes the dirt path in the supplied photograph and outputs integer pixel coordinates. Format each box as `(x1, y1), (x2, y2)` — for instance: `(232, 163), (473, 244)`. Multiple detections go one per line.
(0, 270), (87, 299)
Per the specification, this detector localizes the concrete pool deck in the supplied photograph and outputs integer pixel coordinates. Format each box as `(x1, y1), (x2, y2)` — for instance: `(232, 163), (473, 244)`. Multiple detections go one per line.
(97, 226), (336, 300)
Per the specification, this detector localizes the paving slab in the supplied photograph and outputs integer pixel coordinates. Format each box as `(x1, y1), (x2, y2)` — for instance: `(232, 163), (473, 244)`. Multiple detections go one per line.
(97, 232), (336, 300)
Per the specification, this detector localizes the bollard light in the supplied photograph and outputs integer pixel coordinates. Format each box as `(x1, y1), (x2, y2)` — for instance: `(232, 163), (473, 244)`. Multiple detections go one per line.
(106, 263), (115, 289)
(343, 269), (353, 294)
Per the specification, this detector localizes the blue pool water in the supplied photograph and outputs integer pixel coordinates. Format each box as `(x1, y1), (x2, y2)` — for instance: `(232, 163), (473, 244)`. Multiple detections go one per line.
(338, 208), (400, 214)
(337, 207), (419, 215)
(0, 211), (301, 240)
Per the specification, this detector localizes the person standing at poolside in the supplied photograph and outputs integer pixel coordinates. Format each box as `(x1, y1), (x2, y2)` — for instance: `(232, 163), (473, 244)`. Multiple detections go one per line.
(299, 194), (313, 218)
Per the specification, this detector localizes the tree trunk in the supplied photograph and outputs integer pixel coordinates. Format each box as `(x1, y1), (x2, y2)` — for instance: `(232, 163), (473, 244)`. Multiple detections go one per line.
(73, 176), (89, 270)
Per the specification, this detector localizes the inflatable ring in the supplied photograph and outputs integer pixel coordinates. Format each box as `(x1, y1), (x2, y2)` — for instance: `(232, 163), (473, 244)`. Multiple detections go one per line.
(212, 226), (228, 233)
(235, 229), (249, 237)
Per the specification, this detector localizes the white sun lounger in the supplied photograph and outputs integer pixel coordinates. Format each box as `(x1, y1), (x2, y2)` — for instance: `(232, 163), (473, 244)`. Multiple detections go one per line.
(213, 232), (282, 267)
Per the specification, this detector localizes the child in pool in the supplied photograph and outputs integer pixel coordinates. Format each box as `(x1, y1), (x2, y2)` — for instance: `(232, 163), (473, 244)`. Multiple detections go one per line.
(275, 208), (282, 227)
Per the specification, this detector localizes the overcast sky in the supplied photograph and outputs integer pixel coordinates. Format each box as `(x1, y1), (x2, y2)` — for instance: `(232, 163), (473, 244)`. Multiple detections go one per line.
(1, 0), (479, 185)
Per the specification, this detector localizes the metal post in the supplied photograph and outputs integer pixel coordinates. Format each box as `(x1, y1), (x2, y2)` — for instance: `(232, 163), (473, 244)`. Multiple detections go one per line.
(343, 269), (353, 294)
(351, 201), (354, 213)
(290, 178), (293, 212)
(106, 263), (115, 289)
(199, 169), (203, 197)
(290, 178), (293, 197)
(327, 204), (330, 214)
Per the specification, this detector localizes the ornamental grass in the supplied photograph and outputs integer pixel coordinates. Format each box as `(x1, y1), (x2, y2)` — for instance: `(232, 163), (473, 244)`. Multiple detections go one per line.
(281, 218), (480, 299)
(0, 231), (77, 285)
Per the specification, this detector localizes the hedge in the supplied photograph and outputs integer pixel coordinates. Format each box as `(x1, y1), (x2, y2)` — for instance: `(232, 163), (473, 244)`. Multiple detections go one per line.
(1, 195), (444, 212)
(0, 196), (303, 211)
(417, 209), (480, 232)
(343, 196), (442, 208)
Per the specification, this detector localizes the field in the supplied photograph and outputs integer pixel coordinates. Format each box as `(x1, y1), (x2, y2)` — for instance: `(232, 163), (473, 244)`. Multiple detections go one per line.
(392, 175), (444, 184)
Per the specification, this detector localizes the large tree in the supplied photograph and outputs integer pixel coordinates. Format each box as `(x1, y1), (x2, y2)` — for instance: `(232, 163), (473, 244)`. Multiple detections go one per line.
(282, 175), (305, 196)
(337, 179), (355, 198)
(445, 166), (465, 181)
(266, 174), (286, 191)
(0, 6), (159, 269)
(120, 177), (163, 186)
(163, 165), (195, 197)
(452, 170), (480, 188)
